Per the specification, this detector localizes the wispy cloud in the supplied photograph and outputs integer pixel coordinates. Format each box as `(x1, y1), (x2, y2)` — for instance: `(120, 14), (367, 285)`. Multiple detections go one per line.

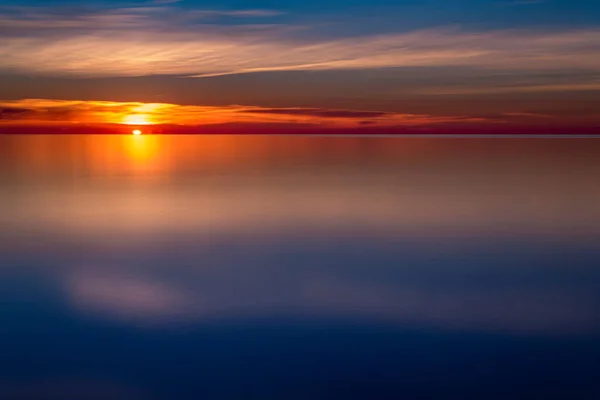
(243, 108), (393, 119)
(0, 4), (598, 81)
(414, 81), (600, 95)
(0, 4), (282, 31)
(152, 0), (184, 4)
(497, 0), (546, 6)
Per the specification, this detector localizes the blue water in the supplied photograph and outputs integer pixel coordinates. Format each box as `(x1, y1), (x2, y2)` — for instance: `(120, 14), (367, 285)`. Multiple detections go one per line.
(1, 136), (599, 399)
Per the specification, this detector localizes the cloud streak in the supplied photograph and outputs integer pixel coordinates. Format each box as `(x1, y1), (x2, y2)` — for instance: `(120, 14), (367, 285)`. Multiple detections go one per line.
(0, 4), (282, 31)
(0, 99), (484, 127)
(0, 4), (599, 80)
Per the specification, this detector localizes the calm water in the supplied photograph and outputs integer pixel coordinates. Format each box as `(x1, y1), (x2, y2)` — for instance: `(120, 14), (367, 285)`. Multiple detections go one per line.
(1, 135), (599, 399)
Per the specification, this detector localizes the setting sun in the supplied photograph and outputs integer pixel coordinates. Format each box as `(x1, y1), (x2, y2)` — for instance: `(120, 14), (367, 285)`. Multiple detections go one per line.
(132, 129), (142, 135)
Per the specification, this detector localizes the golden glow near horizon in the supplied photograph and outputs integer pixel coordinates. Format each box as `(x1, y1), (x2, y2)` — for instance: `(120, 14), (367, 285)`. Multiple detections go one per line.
(132, 129), (142, 135)
(0, 99), (492, 129)
(123, 114), (152, 125)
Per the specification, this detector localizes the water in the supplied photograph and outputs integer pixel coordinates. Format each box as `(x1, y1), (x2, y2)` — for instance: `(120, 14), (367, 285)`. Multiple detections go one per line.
(1, 135), (599, 399)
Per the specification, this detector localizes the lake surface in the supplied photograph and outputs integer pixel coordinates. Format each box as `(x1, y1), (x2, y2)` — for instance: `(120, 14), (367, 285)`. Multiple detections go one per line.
(1, 135), (599, 399)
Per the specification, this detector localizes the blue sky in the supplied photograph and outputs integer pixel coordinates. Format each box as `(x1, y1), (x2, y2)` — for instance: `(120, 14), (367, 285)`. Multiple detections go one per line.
(9, 0), (600, 29)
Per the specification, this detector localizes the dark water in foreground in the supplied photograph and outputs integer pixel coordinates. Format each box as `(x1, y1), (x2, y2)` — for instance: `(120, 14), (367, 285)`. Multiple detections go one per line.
(1, 135), (599, 399)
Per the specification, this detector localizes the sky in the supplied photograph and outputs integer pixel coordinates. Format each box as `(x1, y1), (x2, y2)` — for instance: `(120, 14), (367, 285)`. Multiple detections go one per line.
(0, 0), (599, 133)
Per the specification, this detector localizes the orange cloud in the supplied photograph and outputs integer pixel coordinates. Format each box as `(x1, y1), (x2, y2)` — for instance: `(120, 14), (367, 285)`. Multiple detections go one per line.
(0, 99), (484, 128)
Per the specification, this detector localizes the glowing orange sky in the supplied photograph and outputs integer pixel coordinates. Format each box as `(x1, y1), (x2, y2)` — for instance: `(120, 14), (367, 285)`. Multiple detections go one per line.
(0, 99), (488, 128)
(2, 98), (600, 135)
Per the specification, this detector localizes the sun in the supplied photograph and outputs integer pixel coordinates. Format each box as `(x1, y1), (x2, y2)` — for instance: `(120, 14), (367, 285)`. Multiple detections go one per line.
(132, 129), (142, 135)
